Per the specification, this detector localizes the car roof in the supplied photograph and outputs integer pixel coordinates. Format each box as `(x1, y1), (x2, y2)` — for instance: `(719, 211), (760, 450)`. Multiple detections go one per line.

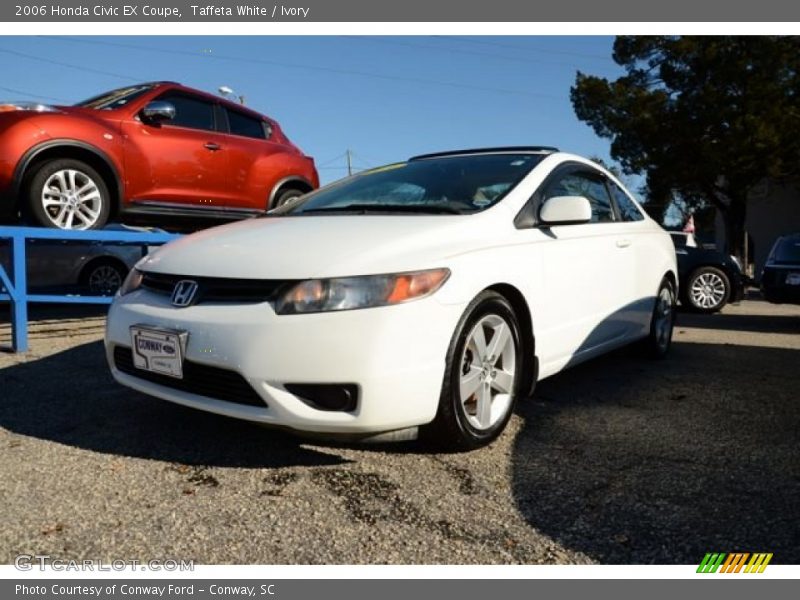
(409, 147), (559, 161)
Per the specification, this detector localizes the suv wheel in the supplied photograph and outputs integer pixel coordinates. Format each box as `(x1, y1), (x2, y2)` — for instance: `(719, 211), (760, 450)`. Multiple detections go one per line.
(27, 159), (110, 230)
(684, 266), (730, 313)
(423, 291), (522, 451)
(272, 187), (304, 209)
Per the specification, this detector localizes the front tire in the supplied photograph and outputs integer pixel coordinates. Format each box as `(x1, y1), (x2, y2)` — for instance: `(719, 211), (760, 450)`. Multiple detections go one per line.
(80, 259), (127, 296)
(423, 291), (523, 451)
(683, 266), (730, 313)
(26, 159), (110, 230)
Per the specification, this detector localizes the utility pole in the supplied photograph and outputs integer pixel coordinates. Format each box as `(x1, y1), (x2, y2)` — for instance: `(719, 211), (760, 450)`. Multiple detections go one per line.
(346, 149), (353, 176)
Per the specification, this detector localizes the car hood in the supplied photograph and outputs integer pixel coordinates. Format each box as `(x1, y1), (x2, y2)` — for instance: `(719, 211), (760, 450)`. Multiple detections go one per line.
(139, 213), (508, 279)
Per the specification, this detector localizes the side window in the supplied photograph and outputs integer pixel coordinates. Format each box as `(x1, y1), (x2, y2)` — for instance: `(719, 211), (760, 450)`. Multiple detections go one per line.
(155, 93), (215, 131)
(610, 181), (645, 222)
(543, 170), (615, 223)
(226, 108), (268, 140)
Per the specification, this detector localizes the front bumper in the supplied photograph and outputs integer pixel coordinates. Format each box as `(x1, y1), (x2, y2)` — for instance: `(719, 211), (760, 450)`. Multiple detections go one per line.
(730, 271), (746, 304)
(761, 284), (800, 304)
(105, 289), (463, 434)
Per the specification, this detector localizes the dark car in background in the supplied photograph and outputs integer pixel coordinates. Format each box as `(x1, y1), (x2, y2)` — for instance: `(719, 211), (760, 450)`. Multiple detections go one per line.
(670, 232), (745, 313)
(1, 225), (158, 296)
(761, 233), (800, 305)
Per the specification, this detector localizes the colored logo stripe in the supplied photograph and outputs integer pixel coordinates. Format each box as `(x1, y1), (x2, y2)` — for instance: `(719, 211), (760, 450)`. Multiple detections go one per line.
(697, 553), (726, 573)
(745, 553), (773, 573)
(720, 553), (749, 573)
(697, 552), (773, 573)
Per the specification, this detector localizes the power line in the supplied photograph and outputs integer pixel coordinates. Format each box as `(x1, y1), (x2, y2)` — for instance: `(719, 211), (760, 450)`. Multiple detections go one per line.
(341, 36), (618, 73)
(348, 150), (374, 169)
(435, 36), (615, 62)
(0, 48), (141, 84)
(0, 85), (71, 103)
(316, 152), (349, 167)
(39, 36), (560, 100)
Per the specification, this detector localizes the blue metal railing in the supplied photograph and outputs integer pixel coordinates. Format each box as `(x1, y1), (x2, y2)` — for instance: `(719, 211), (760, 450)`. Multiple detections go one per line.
(0, 226), (179, 352)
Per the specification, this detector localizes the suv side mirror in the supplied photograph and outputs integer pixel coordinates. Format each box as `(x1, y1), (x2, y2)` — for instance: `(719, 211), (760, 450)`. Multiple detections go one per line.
(141, 101), (176, 123)
(539, 195), (592, 226)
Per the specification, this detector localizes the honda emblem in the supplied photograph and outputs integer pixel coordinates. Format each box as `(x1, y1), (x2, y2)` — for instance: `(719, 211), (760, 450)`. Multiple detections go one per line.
(171, 280), (199, 307)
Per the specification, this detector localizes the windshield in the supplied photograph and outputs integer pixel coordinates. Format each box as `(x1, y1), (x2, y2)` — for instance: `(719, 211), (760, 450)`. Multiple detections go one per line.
(773, 238), (800, 263)
(75, 85), (154, 110)
(277, 153), (546, 216)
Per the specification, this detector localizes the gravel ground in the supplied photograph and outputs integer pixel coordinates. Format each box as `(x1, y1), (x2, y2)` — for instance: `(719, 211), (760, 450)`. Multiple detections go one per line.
(0, 295), (798, 564)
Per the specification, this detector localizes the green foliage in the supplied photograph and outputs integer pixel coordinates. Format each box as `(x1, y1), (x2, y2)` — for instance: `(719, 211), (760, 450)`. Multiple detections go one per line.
(571, 36), (800, 254)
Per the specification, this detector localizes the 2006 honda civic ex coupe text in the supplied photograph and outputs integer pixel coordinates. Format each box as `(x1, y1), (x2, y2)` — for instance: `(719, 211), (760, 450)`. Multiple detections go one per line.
(105, 147), (678, 450)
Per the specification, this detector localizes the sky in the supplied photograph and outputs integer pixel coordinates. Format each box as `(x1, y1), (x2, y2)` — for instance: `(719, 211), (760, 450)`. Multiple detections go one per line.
(0, 36), (626, 186)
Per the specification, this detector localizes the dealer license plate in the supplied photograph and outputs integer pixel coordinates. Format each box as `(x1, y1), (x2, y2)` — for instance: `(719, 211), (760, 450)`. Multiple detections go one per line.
(130, 326), (187, 379)
(786, 272), (800, 286)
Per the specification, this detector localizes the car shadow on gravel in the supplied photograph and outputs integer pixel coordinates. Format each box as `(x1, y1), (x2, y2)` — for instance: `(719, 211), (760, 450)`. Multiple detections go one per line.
(0, 340), (351, 469)
(510, 340), (800, 564)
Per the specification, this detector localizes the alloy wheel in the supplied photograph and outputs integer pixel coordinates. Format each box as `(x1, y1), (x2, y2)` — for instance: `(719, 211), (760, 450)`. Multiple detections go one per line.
(458, 313), (517, 431)
(689, 272), (726, 309)
(88, 265), (123, 295)
(41, 169), (103, 230)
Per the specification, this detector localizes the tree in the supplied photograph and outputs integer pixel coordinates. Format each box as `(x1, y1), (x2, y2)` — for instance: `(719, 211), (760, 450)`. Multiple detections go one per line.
(571, 36), (800, 258)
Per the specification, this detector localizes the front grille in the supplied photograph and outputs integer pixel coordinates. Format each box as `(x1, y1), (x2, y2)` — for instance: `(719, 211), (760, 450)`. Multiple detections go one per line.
(113, 346), (266, 408)
(141, 272), (295, 304)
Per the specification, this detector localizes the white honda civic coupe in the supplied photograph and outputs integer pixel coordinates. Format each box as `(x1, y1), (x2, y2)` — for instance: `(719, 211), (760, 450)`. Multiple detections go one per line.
(106, 147), (677, 450)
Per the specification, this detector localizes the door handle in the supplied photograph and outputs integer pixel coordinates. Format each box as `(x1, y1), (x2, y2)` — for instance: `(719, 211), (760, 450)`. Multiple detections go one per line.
(204, 142), (221, 151)
(616, 239), (631, 248)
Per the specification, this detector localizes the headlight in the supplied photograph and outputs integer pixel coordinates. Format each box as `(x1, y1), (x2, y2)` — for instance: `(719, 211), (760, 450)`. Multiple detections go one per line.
(0, 102), (57, 113)
(274, 268), (450, 315)
(118, 268), (143, 296)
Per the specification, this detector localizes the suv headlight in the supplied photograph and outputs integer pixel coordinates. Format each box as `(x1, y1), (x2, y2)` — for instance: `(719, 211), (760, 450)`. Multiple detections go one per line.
(118, 268), (143, 296)
(0, 102), (57, 113)
(274, 268), (450, 315)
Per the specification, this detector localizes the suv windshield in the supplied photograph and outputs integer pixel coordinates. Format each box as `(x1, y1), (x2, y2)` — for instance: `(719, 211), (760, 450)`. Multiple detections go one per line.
(276, 153), (546, 216)
(75, 85), (154, 110)
(773, 237), (800, 264)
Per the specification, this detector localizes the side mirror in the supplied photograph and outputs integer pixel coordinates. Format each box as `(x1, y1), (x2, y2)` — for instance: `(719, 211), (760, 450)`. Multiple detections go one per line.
(539, 195), (592, 226)
(141, 101), (176, 123)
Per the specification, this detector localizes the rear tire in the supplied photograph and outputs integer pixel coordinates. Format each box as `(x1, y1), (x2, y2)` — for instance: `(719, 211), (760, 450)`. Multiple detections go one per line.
(271, 187), (305, 209)
(644, 277), (676, 359)
(26, 159), (110, 230)
(422, 291), (523, 451)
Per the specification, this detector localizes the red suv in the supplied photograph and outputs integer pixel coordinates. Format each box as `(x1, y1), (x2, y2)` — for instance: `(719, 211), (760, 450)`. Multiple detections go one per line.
(0, 82), (319, 230)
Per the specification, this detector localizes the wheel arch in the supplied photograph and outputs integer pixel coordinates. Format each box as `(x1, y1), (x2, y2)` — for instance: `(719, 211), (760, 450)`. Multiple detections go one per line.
(664, 268), (678, 293)
(14, 140), (124, 218)
(486, 283), (538, 397)
(267, 176), (315, 209)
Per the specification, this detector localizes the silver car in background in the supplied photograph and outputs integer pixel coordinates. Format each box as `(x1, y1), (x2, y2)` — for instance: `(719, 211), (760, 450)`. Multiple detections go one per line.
(0, 225), (161, 296)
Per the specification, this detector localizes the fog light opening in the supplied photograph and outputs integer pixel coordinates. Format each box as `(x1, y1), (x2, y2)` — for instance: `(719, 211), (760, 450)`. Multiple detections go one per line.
(285, 383), (359, 412)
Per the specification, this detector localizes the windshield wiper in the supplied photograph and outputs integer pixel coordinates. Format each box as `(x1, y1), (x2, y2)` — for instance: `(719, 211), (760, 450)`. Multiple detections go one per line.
(298, 203), (463, 215)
